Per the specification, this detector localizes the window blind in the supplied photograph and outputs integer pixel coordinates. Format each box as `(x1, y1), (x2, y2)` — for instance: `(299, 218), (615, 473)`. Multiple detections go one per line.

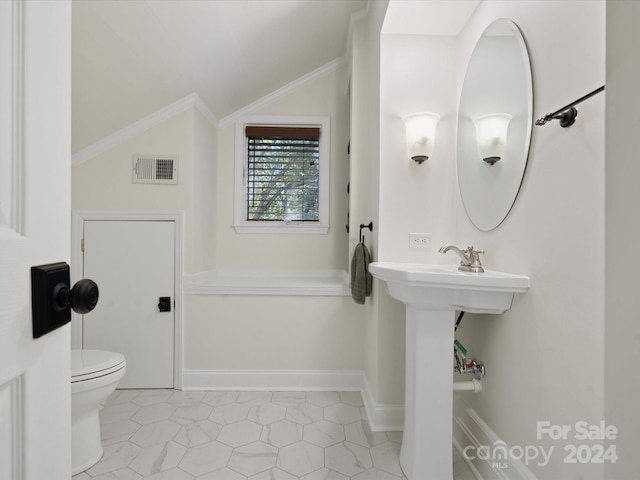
(246, 126), (321, 222)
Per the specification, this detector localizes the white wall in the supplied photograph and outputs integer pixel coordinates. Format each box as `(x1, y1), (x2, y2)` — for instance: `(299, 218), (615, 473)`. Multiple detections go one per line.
(72, 61), (365, 375)
(73, 108), (199, 271)
(213, 66), (350, 270)
(350, 0), (408, 407)
(379, 34), (457, 263)
(181, 64), (364, 374)
(454, 3), (604, 478)
(377, 0), (605, 477)
(185, 295), (364, 371)
(192, 109), (217, 271)
(605, 1), (640, 477)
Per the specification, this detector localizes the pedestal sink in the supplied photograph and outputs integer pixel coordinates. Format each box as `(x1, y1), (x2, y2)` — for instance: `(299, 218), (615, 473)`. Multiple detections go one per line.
(368, 262), (529, 479)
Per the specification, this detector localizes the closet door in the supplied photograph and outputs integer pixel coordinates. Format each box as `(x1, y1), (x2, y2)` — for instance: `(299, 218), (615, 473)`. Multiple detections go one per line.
(83, 220), (175, 388)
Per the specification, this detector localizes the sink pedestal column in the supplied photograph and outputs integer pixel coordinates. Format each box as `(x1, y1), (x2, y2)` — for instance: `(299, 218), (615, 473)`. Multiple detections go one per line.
(401, 307), (454, 479)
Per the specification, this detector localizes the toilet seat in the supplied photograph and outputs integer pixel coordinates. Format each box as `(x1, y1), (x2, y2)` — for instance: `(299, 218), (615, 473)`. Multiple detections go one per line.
(71, 350), (126, 383)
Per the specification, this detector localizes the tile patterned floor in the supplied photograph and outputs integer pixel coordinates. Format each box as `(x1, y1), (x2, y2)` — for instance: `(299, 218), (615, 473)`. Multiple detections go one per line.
(72, 389), (476, 480)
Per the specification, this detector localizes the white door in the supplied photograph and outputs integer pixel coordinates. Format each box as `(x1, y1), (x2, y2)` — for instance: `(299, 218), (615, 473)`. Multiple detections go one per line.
(0, 2), (72, 479)
(82, 220), (175, 388)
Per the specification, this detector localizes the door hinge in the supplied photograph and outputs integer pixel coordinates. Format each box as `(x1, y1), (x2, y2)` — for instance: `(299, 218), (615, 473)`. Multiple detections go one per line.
(81, 238), (84, 252)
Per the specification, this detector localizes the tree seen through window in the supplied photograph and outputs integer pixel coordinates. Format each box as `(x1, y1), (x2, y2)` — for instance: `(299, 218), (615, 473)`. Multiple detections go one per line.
(246, 126), (320, 222)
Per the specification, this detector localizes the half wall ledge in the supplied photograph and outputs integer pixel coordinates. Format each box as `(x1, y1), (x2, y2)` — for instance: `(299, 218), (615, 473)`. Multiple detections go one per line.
(183, 269), (350, 296)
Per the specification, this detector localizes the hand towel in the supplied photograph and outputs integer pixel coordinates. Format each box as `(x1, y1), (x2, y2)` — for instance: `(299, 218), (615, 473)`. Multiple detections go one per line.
(351, 242), (372, 304)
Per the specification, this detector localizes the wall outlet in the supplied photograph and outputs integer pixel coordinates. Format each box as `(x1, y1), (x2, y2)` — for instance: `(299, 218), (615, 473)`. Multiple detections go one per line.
(409, 233), (432, 249)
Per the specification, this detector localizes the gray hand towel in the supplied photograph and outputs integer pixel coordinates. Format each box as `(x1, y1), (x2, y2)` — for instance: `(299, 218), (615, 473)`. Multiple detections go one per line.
(351, 242), (372, 304)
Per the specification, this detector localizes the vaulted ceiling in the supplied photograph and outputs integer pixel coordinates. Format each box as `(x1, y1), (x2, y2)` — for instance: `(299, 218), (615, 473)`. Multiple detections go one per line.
(72, 0), (367, 153)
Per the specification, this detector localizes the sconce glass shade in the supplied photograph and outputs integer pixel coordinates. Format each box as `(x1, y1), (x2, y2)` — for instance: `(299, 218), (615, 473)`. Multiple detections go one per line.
(473, 113), (512, 165)
(403, 112), (440, 164)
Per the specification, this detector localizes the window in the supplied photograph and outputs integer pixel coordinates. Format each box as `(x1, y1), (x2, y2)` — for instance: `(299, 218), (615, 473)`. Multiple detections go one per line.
(246, 126), (319, 222)
(234, 116), (330, 234)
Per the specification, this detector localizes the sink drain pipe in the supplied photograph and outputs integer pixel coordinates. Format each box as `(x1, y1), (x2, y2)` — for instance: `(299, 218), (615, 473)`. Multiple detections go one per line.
(454, 315), (483, 393)
(453, 378), (482, 393)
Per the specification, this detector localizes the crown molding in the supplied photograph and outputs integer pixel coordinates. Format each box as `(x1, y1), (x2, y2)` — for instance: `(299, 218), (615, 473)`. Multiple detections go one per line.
(71, 93), (218, 167)
(72, 55), (348, 165)
(217, 57), (347, 128)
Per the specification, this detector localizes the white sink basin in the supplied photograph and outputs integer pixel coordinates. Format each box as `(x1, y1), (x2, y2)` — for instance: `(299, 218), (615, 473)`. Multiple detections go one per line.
(368, 262), (529, 479)
(368, 262), (529, 314)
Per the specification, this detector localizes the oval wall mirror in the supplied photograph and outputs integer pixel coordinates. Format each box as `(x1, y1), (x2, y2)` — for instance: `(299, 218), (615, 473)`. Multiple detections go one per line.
(456, 18), (533, 231)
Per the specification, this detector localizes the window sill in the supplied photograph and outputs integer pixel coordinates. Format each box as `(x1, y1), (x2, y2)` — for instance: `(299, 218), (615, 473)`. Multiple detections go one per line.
(232, 224), (329, 235)
(183, 269), (350, 296)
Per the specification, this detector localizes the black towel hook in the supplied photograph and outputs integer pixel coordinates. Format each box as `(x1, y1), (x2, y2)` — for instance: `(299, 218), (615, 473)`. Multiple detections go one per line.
(359, 221), (373, 243)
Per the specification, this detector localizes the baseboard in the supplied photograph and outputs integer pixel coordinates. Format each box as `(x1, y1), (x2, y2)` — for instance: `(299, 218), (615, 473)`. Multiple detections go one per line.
(182, 369), (403, 432)
(453, 394), (537, 480)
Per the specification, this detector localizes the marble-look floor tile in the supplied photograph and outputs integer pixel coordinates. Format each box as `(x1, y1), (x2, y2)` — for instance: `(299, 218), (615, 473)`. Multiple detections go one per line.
(108, 390), (141, 406)
(303, 419), (345, 447)
(171, 403), (213, 425)
(101, 419), (141, 446)
(167, 391), (206, 407)
(351, 468), (404, 480)
(132, 403), (177, 425)
(339, 391), (364, 407)
(218, 419), (262, 448)
(249, 467), (297, 479)
(248, 402), (287, 425)
(344, 420), (388, 448)
(227, 440), (278, 476)
(260, 419), (304, 447)
(208, 402), (250, 425)
(130, 420), (181, 448)
(100, 402), (140, 425)
(323, 403), (363, 425)
(174, 420), (222, 448)
(202, 391), (239, 407)
(306, 391), (340, 407)
(196, 467), (245, 480)
(325, 441), (374, 477)
(86, 443), (142, 477)
(78, 389), (472, 480)
(285, 403), (323, 425)
(90, 467), (143, 480)
(145, 468), (194, 480)
(300, 468), (349, 480)
(276, 441), (324, 477)
(133, 390), (173, 407)
(178, 441), (232, 476)
(237, 391), (273, 407)
(129, 441), (187, 476)
(370, 441), (403, 476)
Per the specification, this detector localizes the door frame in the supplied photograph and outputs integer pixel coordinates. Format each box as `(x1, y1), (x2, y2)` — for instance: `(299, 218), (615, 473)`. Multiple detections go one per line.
(71, 210), (184, 389)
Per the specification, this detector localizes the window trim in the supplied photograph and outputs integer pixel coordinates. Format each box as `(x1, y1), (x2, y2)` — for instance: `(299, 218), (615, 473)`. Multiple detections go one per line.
(233, 115), (331, 234)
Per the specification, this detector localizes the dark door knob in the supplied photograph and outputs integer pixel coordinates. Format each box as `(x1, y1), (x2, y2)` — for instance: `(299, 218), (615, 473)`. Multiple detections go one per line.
(31, 262), (100, 338)
(53, 278), (99, 314)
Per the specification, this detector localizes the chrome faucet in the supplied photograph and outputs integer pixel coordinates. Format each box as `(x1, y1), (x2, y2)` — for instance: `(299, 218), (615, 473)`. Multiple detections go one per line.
(439, 244), (485, 273)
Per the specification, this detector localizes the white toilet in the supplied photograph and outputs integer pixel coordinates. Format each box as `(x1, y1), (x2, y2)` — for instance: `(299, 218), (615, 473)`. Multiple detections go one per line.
(71, 349), (126, 475)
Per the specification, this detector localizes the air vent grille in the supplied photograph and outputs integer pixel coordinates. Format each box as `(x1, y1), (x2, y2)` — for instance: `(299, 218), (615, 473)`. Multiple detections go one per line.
(133, 155), (178, 185)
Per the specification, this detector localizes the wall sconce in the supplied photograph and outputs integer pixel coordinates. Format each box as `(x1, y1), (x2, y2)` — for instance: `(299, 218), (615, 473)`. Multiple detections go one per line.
(403, 112), (440, 164)
(473, 113), (512, 165)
